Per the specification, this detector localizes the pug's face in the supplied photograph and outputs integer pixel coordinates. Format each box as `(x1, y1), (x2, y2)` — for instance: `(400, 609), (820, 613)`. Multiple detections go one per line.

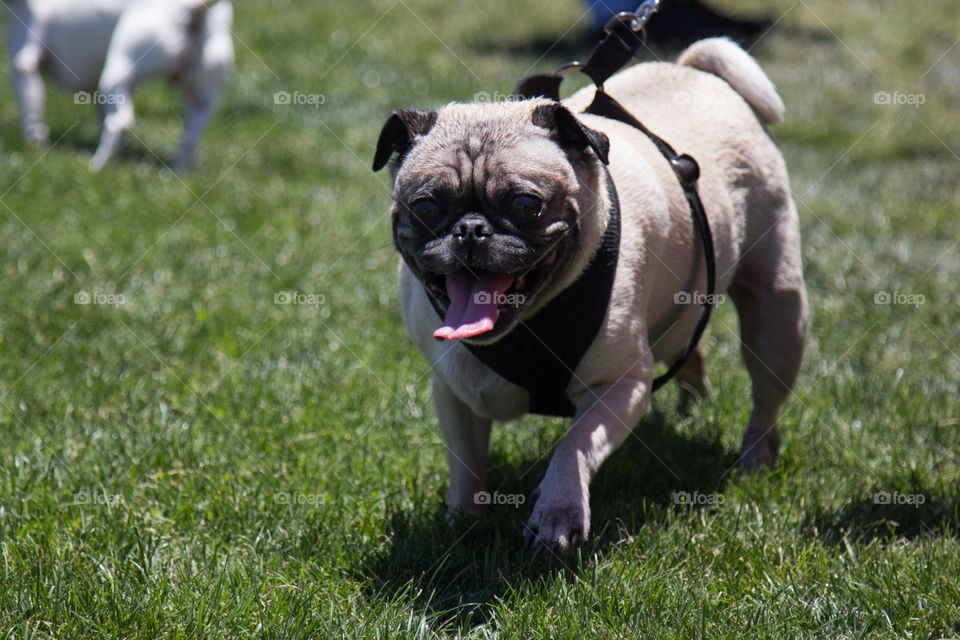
(373, 101), (609, 344)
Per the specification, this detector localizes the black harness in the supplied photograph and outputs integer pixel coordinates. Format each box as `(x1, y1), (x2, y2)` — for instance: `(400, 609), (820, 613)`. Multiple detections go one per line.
(426, 170), (622, 416)
(430, 4), (718, 417)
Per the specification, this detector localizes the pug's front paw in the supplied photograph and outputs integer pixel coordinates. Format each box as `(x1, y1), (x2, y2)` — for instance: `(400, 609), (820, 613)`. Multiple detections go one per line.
(523, 483), (590, 557)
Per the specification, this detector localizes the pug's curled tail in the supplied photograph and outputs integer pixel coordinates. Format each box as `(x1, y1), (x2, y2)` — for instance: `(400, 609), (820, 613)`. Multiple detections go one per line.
(678, 37), (785, 125)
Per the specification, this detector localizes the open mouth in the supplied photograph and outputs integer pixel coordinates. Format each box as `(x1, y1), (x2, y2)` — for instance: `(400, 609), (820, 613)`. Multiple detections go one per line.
(418, 249), (559, 342)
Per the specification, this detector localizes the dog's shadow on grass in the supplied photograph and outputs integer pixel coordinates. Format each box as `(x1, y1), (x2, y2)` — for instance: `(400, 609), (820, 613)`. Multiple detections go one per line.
(809, 488), (960, 544)
(358, 406), (738, 628)
(34, 126), (175, 169)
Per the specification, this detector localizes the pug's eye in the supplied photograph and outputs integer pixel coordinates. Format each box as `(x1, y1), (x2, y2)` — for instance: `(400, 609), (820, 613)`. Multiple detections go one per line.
(409, 198), (440, 224)
(510, 194), (543, 222)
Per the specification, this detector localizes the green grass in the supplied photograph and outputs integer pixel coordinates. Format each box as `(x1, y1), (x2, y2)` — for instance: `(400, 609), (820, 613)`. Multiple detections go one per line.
(1, 0), (959, 637)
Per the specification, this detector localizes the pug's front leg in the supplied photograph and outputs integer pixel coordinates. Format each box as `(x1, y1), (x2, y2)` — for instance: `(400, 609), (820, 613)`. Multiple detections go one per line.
(433, 375), (492, 518)
(525, 378), (651, 556)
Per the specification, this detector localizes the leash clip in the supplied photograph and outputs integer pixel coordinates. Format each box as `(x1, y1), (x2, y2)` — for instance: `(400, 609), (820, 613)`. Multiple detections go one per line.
(632, 0), (661, 30)
(603, 0), (661, 35)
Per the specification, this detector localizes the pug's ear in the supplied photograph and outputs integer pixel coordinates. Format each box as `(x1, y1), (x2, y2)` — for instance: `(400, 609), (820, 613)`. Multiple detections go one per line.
(372, 109), (438, 171)
(531, 103), (610, 165)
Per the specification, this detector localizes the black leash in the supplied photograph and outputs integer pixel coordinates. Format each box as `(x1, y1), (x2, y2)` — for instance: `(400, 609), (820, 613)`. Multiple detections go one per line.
(512, 0), (717, 392)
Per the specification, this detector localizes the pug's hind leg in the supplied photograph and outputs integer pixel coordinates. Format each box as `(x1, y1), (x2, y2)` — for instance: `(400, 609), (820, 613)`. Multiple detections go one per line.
(433, 375), (492, 519)
(729, 203), (807, 471)
(675, 346), (711, 414)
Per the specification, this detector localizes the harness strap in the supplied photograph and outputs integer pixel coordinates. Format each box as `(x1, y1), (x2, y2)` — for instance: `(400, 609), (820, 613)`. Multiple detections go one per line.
(583, 90), (717, 391)
(511, 7), (718, 393)
(582, 14), (648, 87)
(513, 12), (650, 102)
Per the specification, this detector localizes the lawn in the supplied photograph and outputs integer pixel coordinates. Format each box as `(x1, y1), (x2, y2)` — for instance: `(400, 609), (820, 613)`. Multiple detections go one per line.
(1, 0), (958, 637)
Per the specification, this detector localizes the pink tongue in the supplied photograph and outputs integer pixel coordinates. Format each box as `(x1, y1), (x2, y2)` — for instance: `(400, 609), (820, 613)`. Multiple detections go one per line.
(433, 271), (515, 341)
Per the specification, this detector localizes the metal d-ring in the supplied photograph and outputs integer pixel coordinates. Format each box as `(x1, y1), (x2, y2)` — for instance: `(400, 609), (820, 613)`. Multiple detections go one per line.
(553, 61), (584, 77)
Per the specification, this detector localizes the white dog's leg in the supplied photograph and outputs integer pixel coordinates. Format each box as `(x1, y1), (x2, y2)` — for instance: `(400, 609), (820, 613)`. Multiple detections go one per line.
(174, 4), (233, 170)
(90, 12), (144, 172)
(10, 40), (48, 144)
(525, 373), (651, 555)
(730, 199), (807, 470)
(89, 84), (134, 171)
(174, 69), (227, 170)
(433, 375), (492, 518)
(174, 90), (217, 171)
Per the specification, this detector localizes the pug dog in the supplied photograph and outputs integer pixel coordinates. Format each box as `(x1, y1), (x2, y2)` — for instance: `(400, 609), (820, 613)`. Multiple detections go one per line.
(373, 38), (807, 555)
(5, 0), (233, 170)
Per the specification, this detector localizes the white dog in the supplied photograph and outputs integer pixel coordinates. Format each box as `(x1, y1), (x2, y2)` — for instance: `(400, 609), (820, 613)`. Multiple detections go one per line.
(5, 0), (233, 170)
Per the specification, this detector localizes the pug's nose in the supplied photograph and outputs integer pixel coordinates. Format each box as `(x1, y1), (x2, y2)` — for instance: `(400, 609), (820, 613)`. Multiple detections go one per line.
(453, 214), (493, 243)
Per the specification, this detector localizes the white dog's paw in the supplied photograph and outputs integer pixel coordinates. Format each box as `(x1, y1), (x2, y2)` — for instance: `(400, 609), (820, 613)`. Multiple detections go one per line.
(24, 123), (49, 145)
(88, 152), (109, 172)
(523, 484), (590, 557)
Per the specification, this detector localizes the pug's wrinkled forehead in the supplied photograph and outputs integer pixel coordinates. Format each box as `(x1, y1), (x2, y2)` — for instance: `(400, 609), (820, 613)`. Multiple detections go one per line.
(372, 101), (610, 200)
